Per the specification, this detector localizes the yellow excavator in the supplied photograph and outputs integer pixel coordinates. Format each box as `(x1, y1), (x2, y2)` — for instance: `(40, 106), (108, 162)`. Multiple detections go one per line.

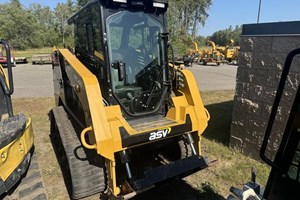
(0, 40), (47, 199)
(50, 0), (210, 199)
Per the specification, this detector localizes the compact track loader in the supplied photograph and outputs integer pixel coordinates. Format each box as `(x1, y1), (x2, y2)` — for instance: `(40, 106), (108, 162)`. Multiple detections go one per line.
(50, 0), (210, 199)
(0, 40), (47, 200)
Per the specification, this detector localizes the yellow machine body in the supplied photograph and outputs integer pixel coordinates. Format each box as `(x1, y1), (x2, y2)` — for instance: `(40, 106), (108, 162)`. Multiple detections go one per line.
(51, 1), (210, 198)
(187, 42), (202, 63)
(0, 64), (34, 183)
(216, 39), (234, 60)
(53, 48), (209, 196)
(0, 118), (34, 182)
(201, 40), (225, 65)
(0, 50), (38, 197)
(216, 39), (239, 63)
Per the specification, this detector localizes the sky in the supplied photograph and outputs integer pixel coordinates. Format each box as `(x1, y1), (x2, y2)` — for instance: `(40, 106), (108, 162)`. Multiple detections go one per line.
(200, 0), (300, 36)
(2, 0), (300, 36)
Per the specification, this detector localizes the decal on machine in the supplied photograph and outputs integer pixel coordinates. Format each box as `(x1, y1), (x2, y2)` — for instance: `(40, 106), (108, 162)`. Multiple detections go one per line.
(149, 127), (171, 141)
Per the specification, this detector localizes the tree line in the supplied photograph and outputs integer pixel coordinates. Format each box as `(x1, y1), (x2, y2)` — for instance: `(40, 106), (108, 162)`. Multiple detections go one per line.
(0, 0), (241, 51)
(209, 25), (242, 46)
(0, 0), (76, 50)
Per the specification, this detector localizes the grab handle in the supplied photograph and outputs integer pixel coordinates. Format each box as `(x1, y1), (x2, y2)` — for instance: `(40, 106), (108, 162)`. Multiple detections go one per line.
(80, 126), (96, 149)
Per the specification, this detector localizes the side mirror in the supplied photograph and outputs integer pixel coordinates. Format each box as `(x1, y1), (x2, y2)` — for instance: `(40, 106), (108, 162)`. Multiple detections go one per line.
(112, 61), (125, 81)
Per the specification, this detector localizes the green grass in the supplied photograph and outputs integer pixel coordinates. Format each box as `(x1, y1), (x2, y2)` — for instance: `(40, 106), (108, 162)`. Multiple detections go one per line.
(198, 90), (270, 197)
(14, 47), (52, 58)
(11, 90), (271, 199)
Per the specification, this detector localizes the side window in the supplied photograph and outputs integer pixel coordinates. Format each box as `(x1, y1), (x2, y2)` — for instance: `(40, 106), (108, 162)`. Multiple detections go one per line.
(73, 2), (106, 80)
(74, 17), (87, 50)
(86, 22), (94, 52)
(90, 5), (104, 54)
(75, 4), (103, 56)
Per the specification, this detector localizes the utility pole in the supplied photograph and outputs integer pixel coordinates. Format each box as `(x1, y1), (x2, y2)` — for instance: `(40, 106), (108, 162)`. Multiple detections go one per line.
(257, 0), (262, 23)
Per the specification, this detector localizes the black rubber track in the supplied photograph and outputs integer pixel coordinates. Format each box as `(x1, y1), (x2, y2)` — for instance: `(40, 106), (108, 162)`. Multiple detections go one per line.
(50, 106), (106, 199)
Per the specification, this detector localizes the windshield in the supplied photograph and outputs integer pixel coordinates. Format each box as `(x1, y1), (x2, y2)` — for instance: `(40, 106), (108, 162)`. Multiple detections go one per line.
(107, 11), (165, 115)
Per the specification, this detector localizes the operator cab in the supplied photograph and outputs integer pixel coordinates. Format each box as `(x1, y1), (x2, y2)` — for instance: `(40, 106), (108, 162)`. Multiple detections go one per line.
(69, 0), (169, 118)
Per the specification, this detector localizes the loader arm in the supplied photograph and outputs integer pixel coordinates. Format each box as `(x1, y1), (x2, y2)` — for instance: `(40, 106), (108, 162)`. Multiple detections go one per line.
(54, 49), (114, 160)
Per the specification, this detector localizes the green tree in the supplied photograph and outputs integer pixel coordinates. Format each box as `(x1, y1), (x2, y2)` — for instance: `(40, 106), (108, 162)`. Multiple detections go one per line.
(168, 0), (212, 38)
(10, 0), (21, 7)
(30, 3), (59, 47)
(0, 0), (211, 51)
(54, 0), (77, 47)
(209, 25), (242, 46)
(0, 2), (37, 49)
(167, 0), (212, 56)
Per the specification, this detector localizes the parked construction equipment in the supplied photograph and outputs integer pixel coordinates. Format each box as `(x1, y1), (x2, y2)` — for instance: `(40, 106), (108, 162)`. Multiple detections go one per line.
(200, 40), (225, 65)
(50, 0), (210, 199)
(0, 40), (47, 200)
(216, 39), (239, 63)
(231, 46), (240, 65)
(228, 48), (300, 200)
(187, 41), (202, 64)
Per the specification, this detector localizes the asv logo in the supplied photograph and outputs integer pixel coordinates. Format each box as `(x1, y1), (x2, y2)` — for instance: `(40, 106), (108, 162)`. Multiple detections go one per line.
(149, 128), (171, 141)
